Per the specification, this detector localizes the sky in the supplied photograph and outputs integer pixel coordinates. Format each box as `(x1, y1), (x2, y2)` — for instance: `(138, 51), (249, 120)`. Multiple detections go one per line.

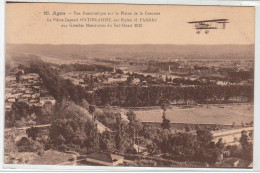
(6, 3), (255, 45)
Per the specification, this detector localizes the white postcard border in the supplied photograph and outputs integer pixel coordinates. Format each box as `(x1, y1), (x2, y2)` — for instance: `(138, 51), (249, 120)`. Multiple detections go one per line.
(0, 0), (259, 172)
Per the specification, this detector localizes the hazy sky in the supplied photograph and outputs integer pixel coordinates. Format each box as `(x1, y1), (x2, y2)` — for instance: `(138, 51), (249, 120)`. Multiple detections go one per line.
(6, 3), (255, 45)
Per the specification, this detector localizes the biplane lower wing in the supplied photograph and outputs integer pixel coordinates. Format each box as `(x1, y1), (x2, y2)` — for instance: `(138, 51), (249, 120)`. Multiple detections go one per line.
(195, 26), (218, 30)
(188, 19), (229, 34)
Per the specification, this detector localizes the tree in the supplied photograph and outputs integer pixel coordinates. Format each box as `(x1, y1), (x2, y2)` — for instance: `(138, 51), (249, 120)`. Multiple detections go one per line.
(161, 119), (171, 130)
(26, 127), (39, 140)
(127, 76), (133, 85)
(126, 110), (142, 144)
(240, 130), (253, 161)
(42, 101), (53, 115)
(90, 74), (94, 89)
(160, 102), (170, 130)
(89, 104), (96, 120)
(49, 101), (100, 152)
(194, 129), (224, 165)
(15, 70), (23, 82)
(240, 130), (249, 150)
(165, 75), (169, 83)
(80, 99), (90, 110)
(185, 125), (191, 132)
(147, 142), (160, 155)
(126, 110), (136, 122)
(115, 113), (129, 153)
(5, 111), (15, 128)
(196, 129), (213, 146)
(99, 131), (116, 152)
(83, 74), (89, 83)
(161, 103), (167, 117)
(11, 102), (30, 120)
(91, 123), (100, 150)
(215, 138), (225, 150)
(140, 124), (154, 139)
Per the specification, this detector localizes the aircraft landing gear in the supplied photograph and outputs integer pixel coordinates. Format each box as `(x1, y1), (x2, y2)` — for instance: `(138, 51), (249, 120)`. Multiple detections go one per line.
(196, 30), (200, 34)
(205, 30), (209, 34)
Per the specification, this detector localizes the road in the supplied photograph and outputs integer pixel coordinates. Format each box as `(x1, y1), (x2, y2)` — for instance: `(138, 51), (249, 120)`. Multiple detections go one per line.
(4, 124), (51, 132)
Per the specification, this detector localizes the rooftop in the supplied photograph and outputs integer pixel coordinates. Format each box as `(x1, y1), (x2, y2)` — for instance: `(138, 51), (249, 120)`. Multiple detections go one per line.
(87, 152), (123, 163)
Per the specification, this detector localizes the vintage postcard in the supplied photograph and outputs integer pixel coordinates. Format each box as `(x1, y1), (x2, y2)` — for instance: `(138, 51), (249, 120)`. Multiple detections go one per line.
(4, 2), (254, 169)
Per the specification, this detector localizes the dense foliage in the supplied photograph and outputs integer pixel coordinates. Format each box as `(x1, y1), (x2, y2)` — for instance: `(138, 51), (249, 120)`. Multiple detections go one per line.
(59, 63), (114, 73)
(23, 59), (253, 107)
(6, 58), (253, 167)
(5, 101), (53, 128)
(25, 58), (87, 104)
(94, 84), (253, 107)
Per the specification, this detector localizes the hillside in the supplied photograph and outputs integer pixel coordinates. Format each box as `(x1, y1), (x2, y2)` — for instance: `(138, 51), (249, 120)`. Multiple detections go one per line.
(6, 44), (254, 60)
(58, 101), (112, 133)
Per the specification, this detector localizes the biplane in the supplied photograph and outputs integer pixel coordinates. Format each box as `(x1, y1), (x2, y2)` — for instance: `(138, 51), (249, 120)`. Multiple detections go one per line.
(188, 19), (229, 34)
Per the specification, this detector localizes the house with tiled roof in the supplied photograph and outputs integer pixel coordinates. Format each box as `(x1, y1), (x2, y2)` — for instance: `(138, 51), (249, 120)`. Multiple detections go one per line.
(86, 152), (124, 166)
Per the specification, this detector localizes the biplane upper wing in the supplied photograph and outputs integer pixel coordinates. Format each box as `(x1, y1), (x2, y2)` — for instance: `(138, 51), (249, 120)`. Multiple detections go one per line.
(188, 19), (229, 24)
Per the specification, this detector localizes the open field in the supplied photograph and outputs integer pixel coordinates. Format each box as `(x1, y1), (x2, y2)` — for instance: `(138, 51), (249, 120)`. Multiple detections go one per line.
(131, 103), (253, 125)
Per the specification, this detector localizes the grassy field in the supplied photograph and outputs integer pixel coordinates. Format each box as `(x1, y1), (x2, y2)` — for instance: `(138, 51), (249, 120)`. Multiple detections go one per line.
(131, 103), (253, 125)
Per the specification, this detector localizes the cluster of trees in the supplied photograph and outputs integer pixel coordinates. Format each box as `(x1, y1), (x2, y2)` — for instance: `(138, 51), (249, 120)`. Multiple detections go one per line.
(9, 97), (253, 166)
(227, 70), (254, 81)
(94, 58), (120, 65)
(46, 101), (142, 154)
(46, 100), (176, 156)
(5, 101), (54, 128)
(23, 59), (253, 108)
(128, 72), (214, 86)
(5, 128), (45, 164)
(145, 127), (225, 165)
(194, 66), (254, 84)
(49, 112), (101, 153)
(146, 60), (254, 84)
(194, 65), (211, 71)
(219, 130), (253, 166)
(59, 63), (113, 73)
(166, 77), (216, 86)
(94, 107), (144, 154)
(5, 58), (254, 167)
(144, 122), (253, 166)
(94, 84), (253, 107)
(236, 130), (253, 161)
(146, 61), (180, 73)
(24, 58), (88, 104)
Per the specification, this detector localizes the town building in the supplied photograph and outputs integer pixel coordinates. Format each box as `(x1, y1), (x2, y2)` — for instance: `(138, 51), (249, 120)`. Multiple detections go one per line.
(5, 73), (56, 111)
(86, 152), (124, 166)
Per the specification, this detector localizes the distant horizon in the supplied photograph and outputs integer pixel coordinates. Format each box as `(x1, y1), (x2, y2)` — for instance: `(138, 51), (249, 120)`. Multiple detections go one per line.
(6, 43), (254, 60)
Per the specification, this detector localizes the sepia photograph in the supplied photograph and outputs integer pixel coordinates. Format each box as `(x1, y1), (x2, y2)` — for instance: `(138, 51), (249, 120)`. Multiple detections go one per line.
(3, 2), (255, 169)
